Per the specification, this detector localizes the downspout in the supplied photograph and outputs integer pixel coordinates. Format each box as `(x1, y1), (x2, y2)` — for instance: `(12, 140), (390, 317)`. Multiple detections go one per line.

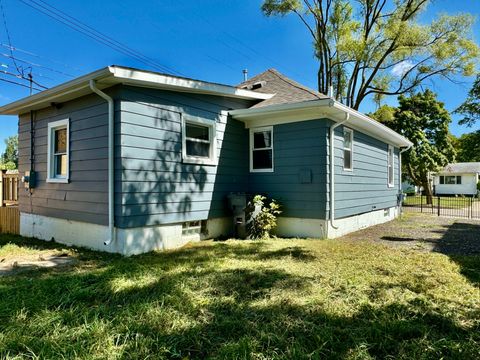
(398, 144), (412, 215)
(89, 80), (115, 246)
(329, 112), (350, 230)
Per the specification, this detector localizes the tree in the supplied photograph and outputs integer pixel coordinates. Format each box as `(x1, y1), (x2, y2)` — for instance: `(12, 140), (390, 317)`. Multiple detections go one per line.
(382, 90), (455, 203)
(454, 131), (480, 162)
(1, 135), (18, 169)
(368, 104), (396, 125)
(455, 74), (480, 127)
(261, 0), (479, 109)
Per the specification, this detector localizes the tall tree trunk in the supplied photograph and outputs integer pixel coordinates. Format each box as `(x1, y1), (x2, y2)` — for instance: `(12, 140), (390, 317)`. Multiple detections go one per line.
(422, 178), (433, 205)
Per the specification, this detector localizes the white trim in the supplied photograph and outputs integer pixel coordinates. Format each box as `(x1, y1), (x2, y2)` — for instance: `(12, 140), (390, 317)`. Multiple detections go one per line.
(249, 126), (274, 173)
(20, 212), (204, 256)
(110, 66), (273, 100)
(343, 127), (353, 172)
(326, 206), (399, 238)
(0, 66), (272, 115)
(46, 118), (69, 183)
(387, 145), (394, 188)
(181, 115), (217, 166)
(230, 99), (412, 148)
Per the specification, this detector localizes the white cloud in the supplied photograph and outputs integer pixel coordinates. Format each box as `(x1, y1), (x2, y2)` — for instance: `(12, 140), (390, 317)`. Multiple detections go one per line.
(391, 60), (414, 77)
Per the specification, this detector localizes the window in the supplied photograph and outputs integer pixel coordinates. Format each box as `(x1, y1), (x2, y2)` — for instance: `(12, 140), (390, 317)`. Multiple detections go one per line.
(387, 145), (394, 187)
(250, 126), (273, 172)
(182, 117), (216, 165)
(441, 175), (462, 185)
(343, 128), (353, 171)
(47, 119), (69, 183)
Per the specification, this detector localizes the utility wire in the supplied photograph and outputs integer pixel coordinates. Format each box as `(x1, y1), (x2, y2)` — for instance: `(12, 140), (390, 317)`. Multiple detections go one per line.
(1, 43), (83, 72)
(0, 52), (75, 77)
(0, 0), (21, 75)
(0, 76), (42, 91)
(19, 0), (185, 76)
(0, 68), (47, 89)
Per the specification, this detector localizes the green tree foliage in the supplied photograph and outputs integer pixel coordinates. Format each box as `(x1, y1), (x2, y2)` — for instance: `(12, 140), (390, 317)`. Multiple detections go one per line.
(454, 131), (480, 162)
(0, 135), (18, 169)
(368, 104), (396, 126)
(378, 90), (455, 203)
(261, 0), (479, 109)
(455, 74), (480, 127)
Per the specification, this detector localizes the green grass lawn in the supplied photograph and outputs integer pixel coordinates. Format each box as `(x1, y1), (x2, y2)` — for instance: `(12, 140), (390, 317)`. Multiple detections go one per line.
(0, 233), (479, 359)
(403, 195), (478, 208)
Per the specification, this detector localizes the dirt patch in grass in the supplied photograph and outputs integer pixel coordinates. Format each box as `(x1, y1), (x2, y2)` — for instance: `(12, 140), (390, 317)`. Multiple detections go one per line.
(0, 252), (76, 276)
(339, 212), (480, 255)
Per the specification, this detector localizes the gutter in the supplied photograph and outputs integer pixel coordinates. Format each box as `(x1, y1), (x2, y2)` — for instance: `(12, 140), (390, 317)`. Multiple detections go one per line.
(89, 80), (115, 246)
(329, 112), (350, 230)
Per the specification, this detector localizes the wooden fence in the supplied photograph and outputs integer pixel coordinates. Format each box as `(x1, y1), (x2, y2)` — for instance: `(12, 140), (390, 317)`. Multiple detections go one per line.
(0, 170), (20, 234)
(1, 170), (19, 206)
(0, 206), (19, 234)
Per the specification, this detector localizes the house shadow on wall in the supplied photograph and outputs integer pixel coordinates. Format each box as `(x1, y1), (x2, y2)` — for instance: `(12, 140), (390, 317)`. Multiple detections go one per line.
(116, 98), (249, 251)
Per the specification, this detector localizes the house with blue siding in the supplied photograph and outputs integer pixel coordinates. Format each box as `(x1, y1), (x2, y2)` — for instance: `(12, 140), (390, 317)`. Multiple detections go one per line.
(0, 66), (412, 255)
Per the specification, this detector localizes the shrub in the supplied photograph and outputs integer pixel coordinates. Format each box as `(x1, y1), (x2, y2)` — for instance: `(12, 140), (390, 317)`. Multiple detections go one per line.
(246, 195), (281, 239)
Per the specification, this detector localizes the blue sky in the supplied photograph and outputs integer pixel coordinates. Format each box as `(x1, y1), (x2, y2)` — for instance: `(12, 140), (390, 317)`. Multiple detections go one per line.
(0, 0), (479, 154)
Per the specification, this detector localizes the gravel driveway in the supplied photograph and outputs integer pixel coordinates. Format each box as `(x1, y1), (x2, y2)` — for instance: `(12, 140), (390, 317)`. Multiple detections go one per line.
(339, 213), (480, 255)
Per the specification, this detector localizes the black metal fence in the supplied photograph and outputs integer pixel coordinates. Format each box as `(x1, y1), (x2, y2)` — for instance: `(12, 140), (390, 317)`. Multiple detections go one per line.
(402, 195), (480, 219)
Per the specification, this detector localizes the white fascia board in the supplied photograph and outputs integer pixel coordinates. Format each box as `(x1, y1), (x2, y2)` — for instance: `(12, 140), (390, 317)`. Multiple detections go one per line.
(109, 66), (273, 100)
(0, 66), (273, 116)
(230, 99), (413, 148)
(330, 101), (412, 148)
(0, 67), (113, 115)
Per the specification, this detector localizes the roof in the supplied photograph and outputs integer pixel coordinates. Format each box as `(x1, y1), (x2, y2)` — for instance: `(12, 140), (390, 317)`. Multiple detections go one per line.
(439, 162), (480, 174)
(0, 65), (273, 115)
(238, 69), (329, 108)
(229, 98), (412, 148)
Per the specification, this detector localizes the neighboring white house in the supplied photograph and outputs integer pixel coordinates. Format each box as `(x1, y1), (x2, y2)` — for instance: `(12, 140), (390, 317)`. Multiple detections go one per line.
(433, 162), (480, 196)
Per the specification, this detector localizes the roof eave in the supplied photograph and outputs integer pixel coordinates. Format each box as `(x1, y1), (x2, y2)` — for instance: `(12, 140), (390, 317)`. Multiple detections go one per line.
(0, 66), (273, 115)
(229, 99), (413, 148)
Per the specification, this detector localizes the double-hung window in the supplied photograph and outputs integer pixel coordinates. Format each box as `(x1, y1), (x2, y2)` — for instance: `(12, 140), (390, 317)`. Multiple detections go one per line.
(387, 145), (394, 187)
(250, 126), (273, 172)
(440, 175), (461, 185)
(47, 119), (69, 183)
(343, 128), (353, 171)
(182, 117), (217, 165)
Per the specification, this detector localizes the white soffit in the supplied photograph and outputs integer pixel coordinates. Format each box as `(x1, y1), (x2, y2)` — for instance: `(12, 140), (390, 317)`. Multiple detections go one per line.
(0, 66), (273, 115)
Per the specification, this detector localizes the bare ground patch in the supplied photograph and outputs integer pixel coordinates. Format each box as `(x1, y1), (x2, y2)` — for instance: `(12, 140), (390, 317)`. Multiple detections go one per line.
(339, 212), (480, 255)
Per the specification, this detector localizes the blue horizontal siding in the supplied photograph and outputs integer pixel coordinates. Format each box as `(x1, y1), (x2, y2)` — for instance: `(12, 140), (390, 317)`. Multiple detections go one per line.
(116, 86), (251, 228)
(328, 124), (400, 219)
(248, 120), (329, 219)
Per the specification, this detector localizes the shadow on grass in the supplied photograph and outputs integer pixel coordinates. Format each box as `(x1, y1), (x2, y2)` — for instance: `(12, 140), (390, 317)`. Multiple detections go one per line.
(1, 235), (479, 359)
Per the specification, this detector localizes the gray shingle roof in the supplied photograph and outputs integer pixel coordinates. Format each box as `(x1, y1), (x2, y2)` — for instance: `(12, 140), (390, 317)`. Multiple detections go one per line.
(238, 69), (329, 108)
(440, 162), (480, 174)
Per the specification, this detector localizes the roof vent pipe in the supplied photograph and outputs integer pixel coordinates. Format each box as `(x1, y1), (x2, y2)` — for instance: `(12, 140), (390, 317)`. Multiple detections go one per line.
(242, 69), (248, 82)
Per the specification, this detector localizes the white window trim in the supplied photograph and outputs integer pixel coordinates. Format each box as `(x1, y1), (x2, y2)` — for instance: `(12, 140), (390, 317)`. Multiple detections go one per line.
(343, 127), (353, 172)
(387, 145), (394, 188)
(47, 118), (70, 183)
(181, 115), (217, 166)
(441, 175), (461, 185)
(250, 126), (274, 173)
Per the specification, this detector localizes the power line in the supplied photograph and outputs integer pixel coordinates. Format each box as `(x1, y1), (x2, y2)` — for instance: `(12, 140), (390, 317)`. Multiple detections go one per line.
(18, 0), (185, 76)
(0, 68), (47, 89)
(0, 76), (42, 91)
(1, 43), (83, 72)
(0, 0), (22, 74)
(0, 52), (75, 77)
